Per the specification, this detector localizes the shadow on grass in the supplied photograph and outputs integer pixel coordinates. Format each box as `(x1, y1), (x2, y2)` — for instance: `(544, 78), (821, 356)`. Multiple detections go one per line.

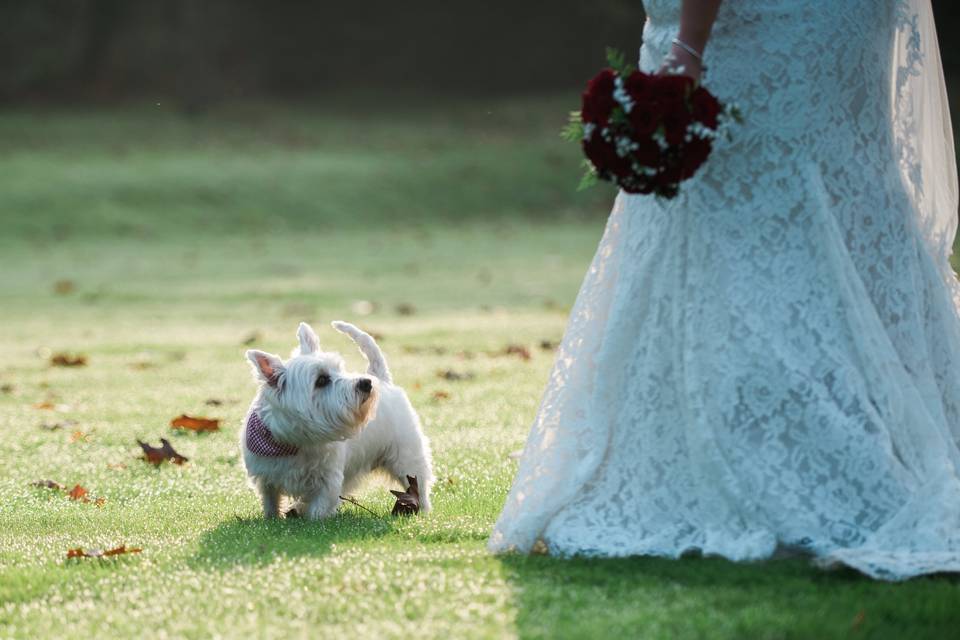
(498, 553), (960, 640)
(191, 510), (396, 568)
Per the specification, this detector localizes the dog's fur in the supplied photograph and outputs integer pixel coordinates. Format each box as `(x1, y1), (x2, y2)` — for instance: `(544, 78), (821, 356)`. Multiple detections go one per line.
(241, 321), (433, 519)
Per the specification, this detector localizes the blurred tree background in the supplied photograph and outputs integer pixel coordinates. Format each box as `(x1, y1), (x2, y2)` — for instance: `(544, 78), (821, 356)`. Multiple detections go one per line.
(0, 1), (645, 108)
(2, 1), (955, 111)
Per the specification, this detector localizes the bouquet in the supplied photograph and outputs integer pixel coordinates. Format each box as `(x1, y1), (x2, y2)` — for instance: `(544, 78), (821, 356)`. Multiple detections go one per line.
(564, 49), (739, 199)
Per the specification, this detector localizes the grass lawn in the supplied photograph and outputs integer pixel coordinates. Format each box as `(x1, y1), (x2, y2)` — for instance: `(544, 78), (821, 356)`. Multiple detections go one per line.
(1, 97), (959, 639)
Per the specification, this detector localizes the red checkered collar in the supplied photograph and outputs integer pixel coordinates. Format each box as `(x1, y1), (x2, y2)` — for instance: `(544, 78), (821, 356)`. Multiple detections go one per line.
(246, 411), (299, 457)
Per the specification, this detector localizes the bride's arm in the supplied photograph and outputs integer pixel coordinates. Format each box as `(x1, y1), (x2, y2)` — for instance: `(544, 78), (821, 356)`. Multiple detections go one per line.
(661, 0), (723, 80)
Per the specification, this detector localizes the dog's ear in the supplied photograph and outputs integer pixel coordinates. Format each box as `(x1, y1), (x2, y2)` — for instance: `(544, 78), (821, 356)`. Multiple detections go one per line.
(246, 350), (284, 387)
(296, 322), (321, 355)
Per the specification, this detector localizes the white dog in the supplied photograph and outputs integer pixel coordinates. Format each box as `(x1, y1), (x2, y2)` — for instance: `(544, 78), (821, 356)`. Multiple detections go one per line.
(241, 321), (433, 519)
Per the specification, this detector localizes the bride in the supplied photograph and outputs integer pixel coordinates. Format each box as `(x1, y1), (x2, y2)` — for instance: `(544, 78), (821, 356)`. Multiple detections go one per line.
(489, 0), (960, 580)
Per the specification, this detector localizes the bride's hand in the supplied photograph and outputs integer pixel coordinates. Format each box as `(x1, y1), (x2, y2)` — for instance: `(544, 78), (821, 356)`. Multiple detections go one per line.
(657, 44), (703, 82)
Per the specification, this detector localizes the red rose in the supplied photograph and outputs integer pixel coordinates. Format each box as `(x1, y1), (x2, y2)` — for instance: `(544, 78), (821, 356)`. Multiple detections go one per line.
(632, 137), (661, 168)
(654, 74), (695, 110)
(681, 137), (713, 178)
(628, 102), (662, 136)
(624, 70), (653, 102)
(691, 87), (721, 129)
(662, 108), (693, 146)
(583, 135), (630, 177)
(657, 158), (684, 187)
(581, 68), (617, 125)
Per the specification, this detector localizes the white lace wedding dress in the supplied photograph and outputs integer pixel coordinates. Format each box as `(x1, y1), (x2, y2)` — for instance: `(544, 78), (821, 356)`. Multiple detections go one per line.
(489, 0), (960, 580)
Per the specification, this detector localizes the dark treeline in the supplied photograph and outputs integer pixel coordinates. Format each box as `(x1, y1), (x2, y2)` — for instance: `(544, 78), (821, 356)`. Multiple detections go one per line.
(1, 1), (957, 109)
(0, 0), (644, 107)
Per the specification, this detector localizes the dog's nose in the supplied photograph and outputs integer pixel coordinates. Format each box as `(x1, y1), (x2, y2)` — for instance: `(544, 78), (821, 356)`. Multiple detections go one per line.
(356, 378), (372, 394)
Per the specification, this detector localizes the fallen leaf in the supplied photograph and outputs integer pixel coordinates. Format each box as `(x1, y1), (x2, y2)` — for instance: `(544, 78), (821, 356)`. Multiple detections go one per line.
(437, 369), (474, 382)
(170, 414), (220, 432)
(31, 480), (65, 490)
(70, 430), (93, 443)
(403, 345), (447, 356)
(32, 401), (56, 410)
(40, 419), (76, 431)
(241, 330), (264, 345)
(53, 279), (76, 295)
(50, 353), (87, 367)
(67, 545), (141, 559)
(395, 303), (416, 316)
(542, 299), (560, 310)
(107, 462), (128, 471)
(138, 438), (188, 465)
(68, 485), (89, 501)
(503, 344), (532, 361)
(851, 610), (865, 630)
(94, 497), (106, 507)
(431, 390), (450, 401)
(390, 475), (420, 516)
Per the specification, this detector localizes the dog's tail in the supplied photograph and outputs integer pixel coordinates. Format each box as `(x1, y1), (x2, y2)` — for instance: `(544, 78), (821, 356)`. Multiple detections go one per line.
(331, 321), (392, 384)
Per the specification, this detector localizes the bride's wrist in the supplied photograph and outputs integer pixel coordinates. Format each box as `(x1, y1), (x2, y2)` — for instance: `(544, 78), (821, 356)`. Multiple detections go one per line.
(676, 26), (710, 55)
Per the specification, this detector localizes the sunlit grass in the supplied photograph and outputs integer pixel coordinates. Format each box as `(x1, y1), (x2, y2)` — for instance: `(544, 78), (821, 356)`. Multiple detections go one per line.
(1, 100), (959, 639)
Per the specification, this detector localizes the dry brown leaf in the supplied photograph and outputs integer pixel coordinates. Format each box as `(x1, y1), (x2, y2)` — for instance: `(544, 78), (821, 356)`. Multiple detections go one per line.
(138, 438), (189, 465)
(242, 330), (264, 345)
(851, 610), (865, 629)
(40, 420), (75, 431)
(403, 345), (448, 356)
(390, 475), (421, 516)
(31, 479), (66, 490)
(170, 414), (220, 432)
(70, 430), (93, 443)
(53, 280), (76, 295)
(437, 369), (474, 382)
(50, 353), (87, 367)
(32, 401), (56, 410)
(431, 390), (450, 401)
(107, 462), (128, 471)
(67, 545), (141, 559)
(503, 344), (532, 361)
(68, 484), (89, 501)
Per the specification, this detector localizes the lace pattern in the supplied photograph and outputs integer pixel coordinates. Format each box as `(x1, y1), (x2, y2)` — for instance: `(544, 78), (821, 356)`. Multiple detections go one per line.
(489, 0), (960, 580)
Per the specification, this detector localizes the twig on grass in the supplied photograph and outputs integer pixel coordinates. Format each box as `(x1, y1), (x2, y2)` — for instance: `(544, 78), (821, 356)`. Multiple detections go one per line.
(339, 495), (383, 518)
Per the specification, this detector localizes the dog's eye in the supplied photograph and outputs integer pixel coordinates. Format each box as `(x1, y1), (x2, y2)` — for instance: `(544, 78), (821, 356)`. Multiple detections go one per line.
(315, 374), (331, 389)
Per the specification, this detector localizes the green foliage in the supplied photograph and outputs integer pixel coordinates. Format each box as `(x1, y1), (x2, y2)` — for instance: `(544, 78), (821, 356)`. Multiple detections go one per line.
(560, 110), (584, 143)
(605, 46), (635, 77)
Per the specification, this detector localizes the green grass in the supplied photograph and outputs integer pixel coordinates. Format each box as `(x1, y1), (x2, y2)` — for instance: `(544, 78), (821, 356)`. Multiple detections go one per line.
(1, 97), (959, 639)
